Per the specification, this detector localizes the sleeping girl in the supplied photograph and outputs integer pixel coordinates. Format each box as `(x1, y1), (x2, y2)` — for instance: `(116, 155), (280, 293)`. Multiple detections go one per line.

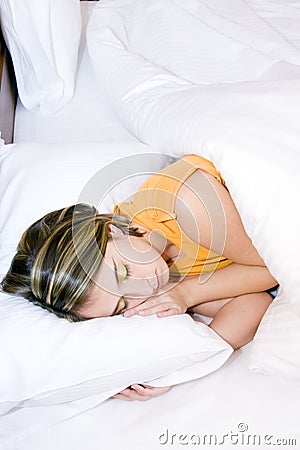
(1, 154), (278, 401)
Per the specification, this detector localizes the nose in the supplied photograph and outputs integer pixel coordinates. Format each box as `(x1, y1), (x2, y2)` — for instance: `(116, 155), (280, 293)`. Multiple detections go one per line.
(123, 273), (158, 297)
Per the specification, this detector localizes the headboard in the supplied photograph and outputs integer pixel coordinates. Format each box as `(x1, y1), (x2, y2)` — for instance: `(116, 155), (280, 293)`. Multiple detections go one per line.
(0, 0), (98, 144)
(0, 27), (17, 144)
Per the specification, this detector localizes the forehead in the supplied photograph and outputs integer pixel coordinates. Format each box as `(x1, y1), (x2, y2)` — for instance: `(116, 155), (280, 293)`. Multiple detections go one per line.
(104, 233), (158, 265)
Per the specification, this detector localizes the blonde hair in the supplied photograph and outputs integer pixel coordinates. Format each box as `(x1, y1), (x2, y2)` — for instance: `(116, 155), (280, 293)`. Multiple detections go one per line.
(1, 204), (144, 322)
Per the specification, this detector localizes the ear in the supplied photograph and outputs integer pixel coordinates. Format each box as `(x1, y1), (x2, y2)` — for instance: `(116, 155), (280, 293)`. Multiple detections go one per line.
(108, 224), (123, 238)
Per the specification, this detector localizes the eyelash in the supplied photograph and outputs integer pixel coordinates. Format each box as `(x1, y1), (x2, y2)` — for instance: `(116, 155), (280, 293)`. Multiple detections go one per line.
(119, 296), (127, 313)
(123, 263), (132, 278)
(113, 296), (127, 316)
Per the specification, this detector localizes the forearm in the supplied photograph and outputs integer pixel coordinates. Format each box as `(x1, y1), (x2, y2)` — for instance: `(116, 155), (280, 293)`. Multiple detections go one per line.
(208, 292), (273, 349)
(124, 263), (277, 320)
(178, 263), (277, 309)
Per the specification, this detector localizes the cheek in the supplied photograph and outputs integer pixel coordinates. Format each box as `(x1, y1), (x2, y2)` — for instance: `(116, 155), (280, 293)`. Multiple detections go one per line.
(131, 254), (164, 276)
(78, 296), (113, 318)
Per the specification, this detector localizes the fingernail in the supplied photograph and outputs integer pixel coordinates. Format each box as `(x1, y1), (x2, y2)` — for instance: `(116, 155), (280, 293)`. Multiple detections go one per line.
(132, 384), (144, 390)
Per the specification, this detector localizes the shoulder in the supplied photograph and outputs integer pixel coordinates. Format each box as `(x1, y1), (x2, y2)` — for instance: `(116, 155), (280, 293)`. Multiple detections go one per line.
(175, 169), (225, 248)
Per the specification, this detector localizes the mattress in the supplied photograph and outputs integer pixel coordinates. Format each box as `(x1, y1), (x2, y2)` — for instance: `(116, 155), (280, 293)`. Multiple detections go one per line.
(13, 2), (138, 144)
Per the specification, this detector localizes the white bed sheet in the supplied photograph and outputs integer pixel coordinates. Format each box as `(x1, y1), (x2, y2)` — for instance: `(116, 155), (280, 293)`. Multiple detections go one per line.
(86, 0), (300, 380)
(13, 2), (137, 144)
(4, 3), (300, 449)
(3, 342), (300, 450)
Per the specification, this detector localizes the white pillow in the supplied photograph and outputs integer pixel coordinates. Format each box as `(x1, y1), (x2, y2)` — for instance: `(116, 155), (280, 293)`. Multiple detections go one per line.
(0, 0), (82, 113)
(0, 141), (233, 411)
(249, 288), (300, 383)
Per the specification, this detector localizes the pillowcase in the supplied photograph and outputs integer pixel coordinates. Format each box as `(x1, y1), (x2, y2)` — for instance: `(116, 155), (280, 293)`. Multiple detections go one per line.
(249, 288), (300, 383)
(0, 0), (82, 113)
(0, 141), (233, 410)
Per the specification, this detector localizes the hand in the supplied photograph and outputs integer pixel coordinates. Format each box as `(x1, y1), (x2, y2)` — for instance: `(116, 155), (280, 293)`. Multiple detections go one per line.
(111, 384), (171, 401)
(124, 284), (189, 318)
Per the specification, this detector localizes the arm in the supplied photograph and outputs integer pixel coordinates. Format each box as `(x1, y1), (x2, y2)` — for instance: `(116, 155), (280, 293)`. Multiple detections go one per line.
(208, 292), (273, 349)
(180, 262), (277, 306)
(124, 262), (277, 318)
(176, 170), (267, 266)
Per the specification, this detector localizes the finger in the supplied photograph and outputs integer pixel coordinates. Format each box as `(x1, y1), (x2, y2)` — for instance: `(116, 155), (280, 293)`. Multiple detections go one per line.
(124, 389), (152, 401)
(111, 387), (134, 399)
(132, 385), (171, 398)
(111, 393), (134, 401)
(135, 303), (173, 317)
(130, 385), (156, 400)
(113, 393), (144, 401)
(139, 302), (183, 317)
(157, 309), (180, 318)
(131, 384), (154, 396)
(142, 385), (171, 395)
(124, 298), (161, 317)
(117, 385), (154, 401)
(112, 390), (146, 401)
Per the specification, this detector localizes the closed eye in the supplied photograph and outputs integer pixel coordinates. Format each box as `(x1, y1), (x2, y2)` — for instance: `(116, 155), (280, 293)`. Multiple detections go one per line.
(119, 263), (131, 282)
(112, 296), (127, 316)
(123, 263), (132, 277)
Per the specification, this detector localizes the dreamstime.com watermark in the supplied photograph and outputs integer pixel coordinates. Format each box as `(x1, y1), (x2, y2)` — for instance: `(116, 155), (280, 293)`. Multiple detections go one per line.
(158, 423), (297, 446)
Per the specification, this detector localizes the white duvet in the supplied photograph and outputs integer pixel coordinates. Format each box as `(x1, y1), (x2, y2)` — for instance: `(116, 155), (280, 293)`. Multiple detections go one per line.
(87, 0), (300, 380)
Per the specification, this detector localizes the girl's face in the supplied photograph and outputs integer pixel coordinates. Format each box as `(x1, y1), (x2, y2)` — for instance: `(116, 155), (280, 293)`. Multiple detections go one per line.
(78, 231), (170, 318)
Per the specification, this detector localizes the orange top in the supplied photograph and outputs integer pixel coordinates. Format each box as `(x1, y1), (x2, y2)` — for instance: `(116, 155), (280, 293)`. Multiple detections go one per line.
(114, 154), (233, 277)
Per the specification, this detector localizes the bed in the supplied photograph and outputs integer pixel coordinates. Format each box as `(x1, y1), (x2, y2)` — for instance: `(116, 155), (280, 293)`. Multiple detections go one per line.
(1, 1), (300, 450)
